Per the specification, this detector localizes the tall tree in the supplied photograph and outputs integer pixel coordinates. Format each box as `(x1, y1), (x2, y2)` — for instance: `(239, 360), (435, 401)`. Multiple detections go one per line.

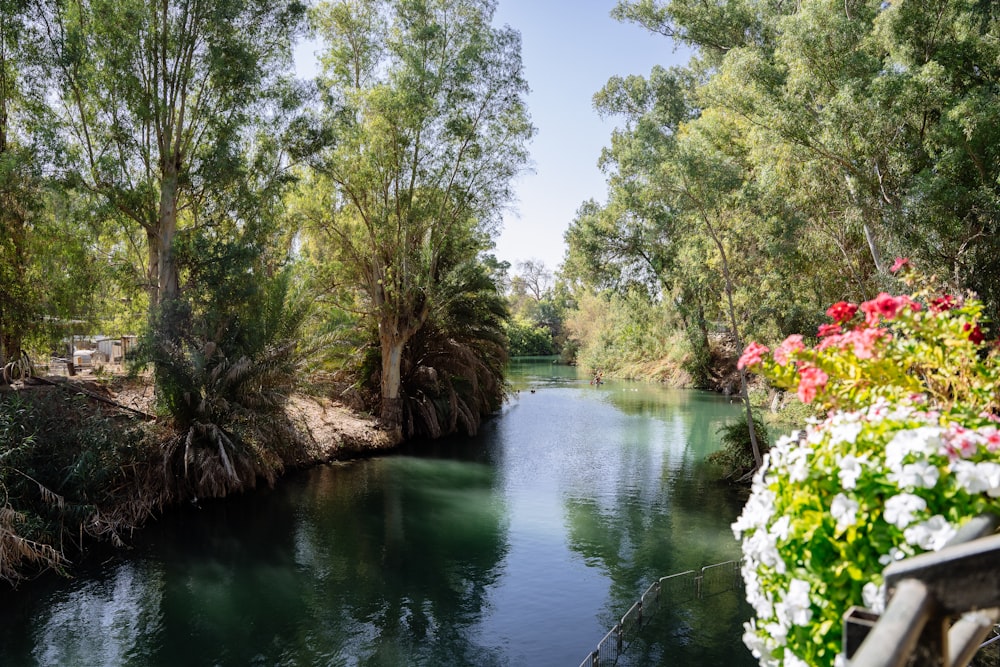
(304, 0), (532, 436)
(40, 0), (307, 316)
(0, 0), (41, 368)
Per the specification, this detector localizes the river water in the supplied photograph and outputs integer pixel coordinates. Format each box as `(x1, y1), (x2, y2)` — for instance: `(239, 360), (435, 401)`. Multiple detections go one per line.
(0, 359), (757, 666)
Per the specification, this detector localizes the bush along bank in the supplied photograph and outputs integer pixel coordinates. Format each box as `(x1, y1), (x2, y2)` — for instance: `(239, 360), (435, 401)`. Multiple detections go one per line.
(0, 378), (392, 587)
(733, 263), (1000, 667)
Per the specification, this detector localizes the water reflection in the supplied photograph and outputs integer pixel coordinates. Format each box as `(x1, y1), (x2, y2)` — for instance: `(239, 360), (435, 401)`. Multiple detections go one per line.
(31, 561), (164, 666)
(508, 361), (754, 665)
(287, 458), (509, 666)
(0, 360), (755, 666)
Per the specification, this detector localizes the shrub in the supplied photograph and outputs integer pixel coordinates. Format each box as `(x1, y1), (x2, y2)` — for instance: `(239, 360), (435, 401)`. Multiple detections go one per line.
(140, 231), (311, 499)
(710, 411), (770, 481)
(735, 264), (1000, 666)
(0, 391), (162, 584)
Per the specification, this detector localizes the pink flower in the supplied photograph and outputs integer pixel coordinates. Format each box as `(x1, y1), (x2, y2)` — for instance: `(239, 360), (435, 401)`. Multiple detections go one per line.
(860, 293), (904, 326)
(981, 427), (1000, 452)
(797, 366), (828, 404)
(849, 327), (888, 360)
(890, 257), (910, 273)
(943, 426), (981, 460)
(899, 295), (921, 312)
(817, 323), (842, 338)
(816, 331), (847, 351)
(774, 334), (805, 365)
(738, 341), (770, 370)
(826, 301), (858, 323)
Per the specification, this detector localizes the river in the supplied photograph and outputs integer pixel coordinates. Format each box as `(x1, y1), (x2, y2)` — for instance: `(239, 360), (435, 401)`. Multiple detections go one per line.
(0, 359), (757, 666)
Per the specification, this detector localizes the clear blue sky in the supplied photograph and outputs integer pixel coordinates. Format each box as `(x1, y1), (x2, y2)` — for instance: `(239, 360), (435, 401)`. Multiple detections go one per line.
(294, 1), (688, 274)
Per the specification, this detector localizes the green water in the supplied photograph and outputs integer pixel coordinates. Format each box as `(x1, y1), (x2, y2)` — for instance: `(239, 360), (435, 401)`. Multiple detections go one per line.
(0, 360), (757, 666)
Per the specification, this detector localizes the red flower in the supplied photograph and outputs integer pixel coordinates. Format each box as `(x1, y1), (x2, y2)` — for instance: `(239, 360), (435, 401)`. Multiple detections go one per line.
(797, 365), (829, 404)
(817, 323), (842, 338)
(964, 323), (985, 345)
(826, 301), (858, 323)
(738, 341), (770, 370)
(890, 257), (910, 273)
(930, 295), (956, 313)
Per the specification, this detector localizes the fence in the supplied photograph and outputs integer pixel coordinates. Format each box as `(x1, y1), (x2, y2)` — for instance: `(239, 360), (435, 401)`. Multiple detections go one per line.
(578, 560), (743, 667)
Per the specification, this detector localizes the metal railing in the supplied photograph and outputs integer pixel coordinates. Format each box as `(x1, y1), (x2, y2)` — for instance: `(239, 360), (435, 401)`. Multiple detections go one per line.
(578, 560), (742, 667)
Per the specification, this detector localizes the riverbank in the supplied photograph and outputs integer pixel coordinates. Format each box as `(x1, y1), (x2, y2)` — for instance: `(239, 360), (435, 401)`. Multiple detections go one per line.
(79, 374), (399, 463)
(0, 375), (398, 586)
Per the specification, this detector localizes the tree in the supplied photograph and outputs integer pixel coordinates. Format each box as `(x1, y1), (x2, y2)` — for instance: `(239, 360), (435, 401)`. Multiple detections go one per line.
(511, 259), (552, 302)
(0, 0), (42, 368)
(41, 0), (307, 318)
(506, 259), (570, 356)
(305, 0), (532, 436)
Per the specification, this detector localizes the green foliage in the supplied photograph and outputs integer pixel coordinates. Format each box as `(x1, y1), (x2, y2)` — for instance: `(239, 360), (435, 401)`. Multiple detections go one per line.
(567, 0), (1000, 381)
(505, 316), (554, 357)
(45, 0), (307, 314)
(303, 0), (533, 431)
(139, 225), (310, 498)
(709, 411), (770, 481)
(400, 257), (510, 438)
(0, 390), (158, 583)
(565, 289), (690, 381)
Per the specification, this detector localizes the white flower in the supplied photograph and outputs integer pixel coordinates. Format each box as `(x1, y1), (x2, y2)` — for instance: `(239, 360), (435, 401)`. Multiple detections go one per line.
(883, 493), (927, 529)
(743, 529), (786, 574)
(742, 620), (770, 660)
(888, 461), (940, 489)
(785, 446), (811, 483)
(783, 652), (810, 667)
(831, 493), (859, 531)
(770, 515), (791, 541)
(732, 489), (777, 539)
(749, 589), (774, 619)
(885, 427), (944, 470)
(862, 581), (886, 614)
(829, 420), (863, 446)
(884, 403), (916, 422)
(953, 460), (1000, 496)
(904, 515), (956, 551)
(878, 546), (908, 566)
(763, 620), (788, 647)
(838, 454), (865, 489)
(783, 579), (813, 626)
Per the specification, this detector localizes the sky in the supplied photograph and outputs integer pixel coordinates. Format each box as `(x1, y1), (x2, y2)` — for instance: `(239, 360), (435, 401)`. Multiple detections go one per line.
(295, 1), (689, 274)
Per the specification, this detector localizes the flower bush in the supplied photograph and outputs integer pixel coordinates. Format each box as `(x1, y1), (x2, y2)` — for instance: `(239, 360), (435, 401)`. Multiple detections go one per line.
(734, 267), (1000, 666)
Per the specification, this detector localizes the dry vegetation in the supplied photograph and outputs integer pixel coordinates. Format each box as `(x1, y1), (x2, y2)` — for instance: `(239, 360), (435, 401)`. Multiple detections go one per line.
(0, 373), (391, 586)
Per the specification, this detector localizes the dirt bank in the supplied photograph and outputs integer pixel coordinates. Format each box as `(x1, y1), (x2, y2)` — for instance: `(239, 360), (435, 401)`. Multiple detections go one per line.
(9, 375), (398, 463)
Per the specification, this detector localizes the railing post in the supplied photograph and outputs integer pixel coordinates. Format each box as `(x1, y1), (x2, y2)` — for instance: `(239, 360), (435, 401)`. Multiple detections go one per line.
(847, 524), (1000, 667)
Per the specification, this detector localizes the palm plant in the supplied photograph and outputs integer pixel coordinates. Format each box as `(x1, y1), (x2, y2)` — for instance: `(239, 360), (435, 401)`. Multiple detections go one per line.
(144, 228), (312, 499)
(400, 259), (509, 438)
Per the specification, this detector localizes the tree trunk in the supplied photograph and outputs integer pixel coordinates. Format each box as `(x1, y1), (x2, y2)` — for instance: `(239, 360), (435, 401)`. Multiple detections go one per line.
(862, 218), (885, 274)
(379, 325), (406, 441)
(157, 168), (180, 305)
(844, 173), (886, 274)
(700, 211), (763, 470)
(146, 227), (161, 307)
